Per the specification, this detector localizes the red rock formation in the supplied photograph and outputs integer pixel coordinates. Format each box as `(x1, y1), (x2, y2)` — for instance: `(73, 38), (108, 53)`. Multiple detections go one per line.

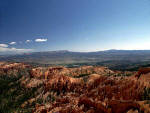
(135, 67), (150, 78)
(0, 62), (30, 76)
(78, 97), (142, 113)
(107, 100), (142, 113)
(78, 97), (110, 113)
(29, 66), (114, 79)
(1, 62), (147, 112)
(44, 74), (84, 93)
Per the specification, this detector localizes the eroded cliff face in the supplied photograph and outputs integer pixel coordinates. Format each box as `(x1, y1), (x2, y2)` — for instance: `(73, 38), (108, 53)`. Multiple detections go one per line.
(29, 66), (114, 79)
(34, 75), (145, 113)
(0, 62), (150, 113)
(135, 67), (150, 79)
(0, 62), (30, 77)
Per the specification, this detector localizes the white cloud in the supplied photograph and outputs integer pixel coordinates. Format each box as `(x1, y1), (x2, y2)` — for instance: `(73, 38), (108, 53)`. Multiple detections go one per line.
(9, 42), (16, 45)
(0, 44), (8, 48)
(26, 40), (32, 43)
(35, 38), (47, 42)
(0, 42), (33, 55)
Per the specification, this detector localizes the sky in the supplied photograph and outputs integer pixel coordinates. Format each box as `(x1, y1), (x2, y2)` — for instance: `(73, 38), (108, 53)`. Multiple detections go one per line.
(0, 0), (150, 54)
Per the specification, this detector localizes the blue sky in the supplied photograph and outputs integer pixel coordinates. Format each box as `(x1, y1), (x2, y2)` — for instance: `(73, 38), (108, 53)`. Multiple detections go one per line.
(0, 0), (150, 54)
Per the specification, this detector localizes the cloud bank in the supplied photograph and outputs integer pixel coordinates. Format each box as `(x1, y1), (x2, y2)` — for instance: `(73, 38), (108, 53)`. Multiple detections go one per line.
(0, 44), (8, 48)
(0, 43), (33, 55)
(35, 38), (47, 42)
(0, 47), (33, 52)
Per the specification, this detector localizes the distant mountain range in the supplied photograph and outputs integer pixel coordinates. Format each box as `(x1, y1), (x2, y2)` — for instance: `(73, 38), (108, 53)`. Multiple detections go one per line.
(1, 50), (150, 67)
